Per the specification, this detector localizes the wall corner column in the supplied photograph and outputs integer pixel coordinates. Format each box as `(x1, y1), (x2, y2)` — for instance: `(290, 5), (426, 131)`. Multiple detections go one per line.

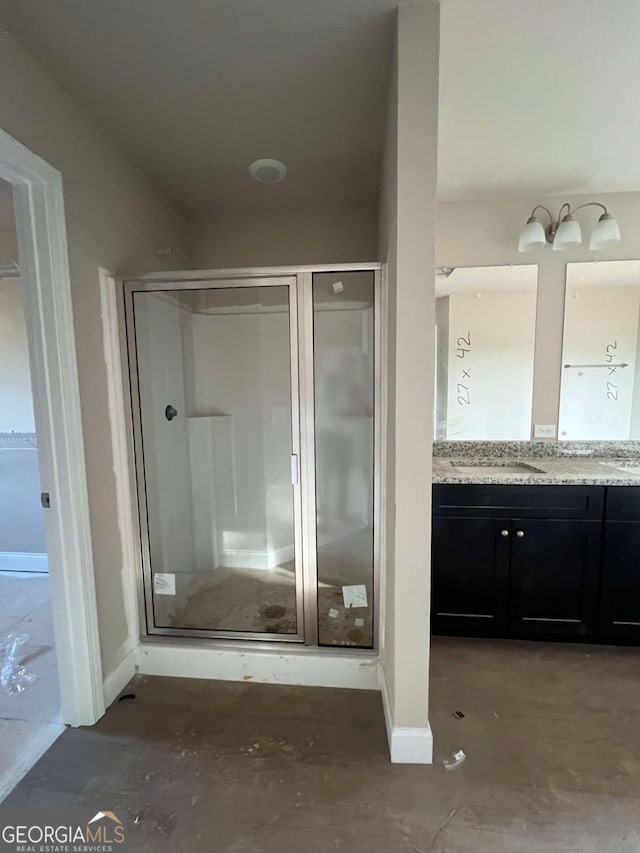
(379, 0), (440, 763)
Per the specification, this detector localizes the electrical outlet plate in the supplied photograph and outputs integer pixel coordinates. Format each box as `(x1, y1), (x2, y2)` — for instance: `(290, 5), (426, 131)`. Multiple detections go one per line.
(534, 424), (557, 439)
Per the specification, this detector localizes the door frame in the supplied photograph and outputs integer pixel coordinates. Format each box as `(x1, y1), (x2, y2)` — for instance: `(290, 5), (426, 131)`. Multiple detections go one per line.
(0, 129), (104, 726)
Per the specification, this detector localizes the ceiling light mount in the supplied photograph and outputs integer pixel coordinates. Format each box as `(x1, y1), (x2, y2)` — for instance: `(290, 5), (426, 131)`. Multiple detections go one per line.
(518, 202), (621, 252)
(249, 158), (287, 184)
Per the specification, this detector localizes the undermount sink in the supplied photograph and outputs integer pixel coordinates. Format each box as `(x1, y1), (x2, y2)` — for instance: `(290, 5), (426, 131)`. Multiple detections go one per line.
(599, 460), (640, 475)
(451, 460), (545, 475)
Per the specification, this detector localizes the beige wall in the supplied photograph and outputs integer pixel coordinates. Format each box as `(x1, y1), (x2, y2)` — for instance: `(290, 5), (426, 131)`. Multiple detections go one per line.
(0, 210), (34, 433)
(191, 207), (377, 268)
(379, 1), (439, 733)
(0, 277), (35, 432)
(437, 192), (640, 432)
(0, 33), (190, 677)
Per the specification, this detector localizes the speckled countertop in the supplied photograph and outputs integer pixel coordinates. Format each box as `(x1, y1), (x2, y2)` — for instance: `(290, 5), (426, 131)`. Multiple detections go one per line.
(433, 441), (640, 486)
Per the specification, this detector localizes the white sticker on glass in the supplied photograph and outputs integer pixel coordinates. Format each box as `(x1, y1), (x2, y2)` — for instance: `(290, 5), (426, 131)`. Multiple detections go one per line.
(342, 584), (368, 609)
(153, 573), (176, 595)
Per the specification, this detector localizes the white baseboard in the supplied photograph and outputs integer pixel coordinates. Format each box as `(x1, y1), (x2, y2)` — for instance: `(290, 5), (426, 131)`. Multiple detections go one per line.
(138, 642), (379, 690)
(379, 665), (433, 764)
(102, 647), (139, 708)
(0, 551), (48, 573)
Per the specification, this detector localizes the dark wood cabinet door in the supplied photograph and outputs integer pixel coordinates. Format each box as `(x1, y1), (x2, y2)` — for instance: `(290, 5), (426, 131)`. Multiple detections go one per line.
(599, 521), (640, 643)
(509, 519), (601, 638)
(432, 516), (510, 636)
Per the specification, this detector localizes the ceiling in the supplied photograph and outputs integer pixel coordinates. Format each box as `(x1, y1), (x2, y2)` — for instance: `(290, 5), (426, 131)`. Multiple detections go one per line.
(3, 0), (640, 216)
(438, 0), (640, 200)
(0, 0), (397, 216)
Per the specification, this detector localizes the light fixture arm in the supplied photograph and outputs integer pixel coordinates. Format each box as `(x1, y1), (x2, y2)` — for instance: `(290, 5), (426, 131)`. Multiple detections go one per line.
(529, 205), (554, 225)
(569, 201), (609, 218)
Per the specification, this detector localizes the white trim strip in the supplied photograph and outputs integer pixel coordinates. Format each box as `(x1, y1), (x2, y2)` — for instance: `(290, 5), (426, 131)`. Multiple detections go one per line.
(99, 269), (141, 670)
(0, 552), (48, 573)
(138, 643), (380, 690)
(103, 648), (139, 709)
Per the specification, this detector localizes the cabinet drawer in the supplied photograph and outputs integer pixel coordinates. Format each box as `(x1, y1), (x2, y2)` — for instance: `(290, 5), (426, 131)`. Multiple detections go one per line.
(605, 486), (640, 521)
(433, 484), (604, 520)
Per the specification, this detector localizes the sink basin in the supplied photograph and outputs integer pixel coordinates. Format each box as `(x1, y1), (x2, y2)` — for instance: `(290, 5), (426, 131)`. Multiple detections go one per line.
(451, 461), (545, 475)
(599, 460), (640, 475)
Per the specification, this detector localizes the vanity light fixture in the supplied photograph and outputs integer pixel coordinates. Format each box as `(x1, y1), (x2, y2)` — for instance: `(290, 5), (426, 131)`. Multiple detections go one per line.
(518, 203), (621, 252)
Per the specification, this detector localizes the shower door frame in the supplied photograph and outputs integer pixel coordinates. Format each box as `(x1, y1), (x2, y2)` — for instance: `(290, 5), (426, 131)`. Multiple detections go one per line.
(123, 263), (382, 650)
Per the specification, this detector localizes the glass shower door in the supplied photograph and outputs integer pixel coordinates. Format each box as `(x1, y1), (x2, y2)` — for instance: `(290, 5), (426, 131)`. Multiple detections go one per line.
(126, 278), (303, 640)
(312, 271), (376, 648)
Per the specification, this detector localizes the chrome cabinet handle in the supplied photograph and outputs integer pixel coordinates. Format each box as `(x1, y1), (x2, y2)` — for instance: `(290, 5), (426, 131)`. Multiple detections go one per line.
(501, 529), (510, 537)
(516, 530), (525, 538)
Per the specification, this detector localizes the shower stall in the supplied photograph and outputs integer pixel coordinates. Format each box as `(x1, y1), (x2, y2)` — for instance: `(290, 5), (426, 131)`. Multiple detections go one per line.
(123, 264), (381, 649)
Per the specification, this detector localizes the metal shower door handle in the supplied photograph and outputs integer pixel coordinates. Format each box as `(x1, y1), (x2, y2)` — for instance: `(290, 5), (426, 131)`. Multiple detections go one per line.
(165, 404), (178, 421)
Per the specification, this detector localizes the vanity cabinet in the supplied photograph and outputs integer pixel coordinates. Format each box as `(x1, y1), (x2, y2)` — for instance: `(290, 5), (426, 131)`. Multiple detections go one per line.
(432, 516), (510, 635)
(508, 518), (601, 638)
(599, 487), (640, 643)
(432, 484), (605, 641)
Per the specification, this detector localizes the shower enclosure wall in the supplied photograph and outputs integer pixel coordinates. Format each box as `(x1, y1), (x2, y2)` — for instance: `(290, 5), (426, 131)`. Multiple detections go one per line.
(123, 265), (380, 650)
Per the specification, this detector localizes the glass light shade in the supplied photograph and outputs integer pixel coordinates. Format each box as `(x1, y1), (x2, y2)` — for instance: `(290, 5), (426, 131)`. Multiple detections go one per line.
(518, 217), (546, 252)
(589, 214), (621, 250)
(553, 216), (582, 250)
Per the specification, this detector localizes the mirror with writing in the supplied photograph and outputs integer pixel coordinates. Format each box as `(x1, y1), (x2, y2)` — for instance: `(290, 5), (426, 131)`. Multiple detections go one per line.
(434, 264), (538, 440)
(559, 260), (640, 440)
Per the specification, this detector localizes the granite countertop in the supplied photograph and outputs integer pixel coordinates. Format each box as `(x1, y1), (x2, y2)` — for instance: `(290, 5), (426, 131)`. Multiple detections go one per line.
(433, 456), (640, 485)
(432, 441), (640, 485)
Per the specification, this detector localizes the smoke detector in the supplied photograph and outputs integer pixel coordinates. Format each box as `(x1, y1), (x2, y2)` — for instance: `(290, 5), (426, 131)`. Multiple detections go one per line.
(249, 159), (287, 183)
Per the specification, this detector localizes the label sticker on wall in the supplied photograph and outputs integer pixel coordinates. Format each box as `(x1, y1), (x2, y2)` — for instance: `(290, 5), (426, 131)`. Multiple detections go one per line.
(342, 584), (368, 609)
(153, 573), (176, 596)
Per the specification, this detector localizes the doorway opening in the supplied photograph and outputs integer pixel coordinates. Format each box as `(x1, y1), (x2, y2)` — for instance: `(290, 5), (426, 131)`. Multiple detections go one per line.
(123, 265), (381, 649)
(0, 127), (104, 771)
(0, 176), (62, 798)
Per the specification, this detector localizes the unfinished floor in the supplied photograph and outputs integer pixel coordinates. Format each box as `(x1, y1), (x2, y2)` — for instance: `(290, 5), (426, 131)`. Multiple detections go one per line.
(0, 572), (62, 801)
(3, 636), (640, 851)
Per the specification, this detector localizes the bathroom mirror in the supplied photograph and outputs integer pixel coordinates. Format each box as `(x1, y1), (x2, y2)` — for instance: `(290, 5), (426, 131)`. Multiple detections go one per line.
(434, 264), (538, 440)
(559, 260), (640, 440)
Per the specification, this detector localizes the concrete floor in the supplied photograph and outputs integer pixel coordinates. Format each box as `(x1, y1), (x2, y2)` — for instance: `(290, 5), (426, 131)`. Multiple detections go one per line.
(4, 637), (640, 851)
(0, 572), (63, 801)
